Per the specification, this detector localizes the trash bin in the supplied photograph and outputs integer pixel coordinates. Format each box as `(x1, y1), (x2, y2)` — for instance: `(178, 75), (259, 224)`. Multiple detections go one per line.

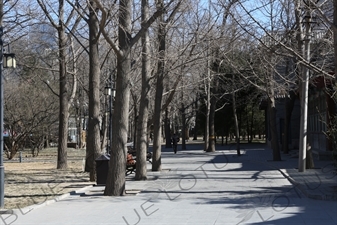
(95, 154), (110, 185)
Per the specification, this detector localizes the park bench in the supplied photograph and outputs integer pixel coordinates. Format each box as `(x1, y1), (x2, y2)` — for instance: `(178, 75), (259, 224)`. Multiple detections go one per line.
(126, 153), (136, 175)
(127, 147), (152, 163)
(125, 150), (153, 175)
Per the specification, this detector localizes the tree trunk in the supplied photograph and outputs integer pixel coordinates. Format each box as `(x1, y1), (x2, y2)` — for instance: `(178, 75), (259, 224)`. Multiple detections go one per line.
(298, 10), (311, 172)
(165, 108), (172, 148)
(135, 0), (150, 181)
(85, 0), (102, 181)
(283, 91), (296, 154)
(204, 70), (211, 151)
(152, 0), (165, 171)
(232, 92), (240, 156)
(132, 93), (138, 148)
(269, 97), (281, 161)
(181, 103), (187, 150)
(207, 95), (216, 152)
(246, 106), (250, 143)
(193, 96), (198, 140)
(306, 144), (315, 169)
(249, 106), (254, 143)
(78, 103), (83, 149)
(294, 0), (306, 170)
(152, 88), (163, 172)
(104, 0), (131, 196)
(57, 1), (68, 170)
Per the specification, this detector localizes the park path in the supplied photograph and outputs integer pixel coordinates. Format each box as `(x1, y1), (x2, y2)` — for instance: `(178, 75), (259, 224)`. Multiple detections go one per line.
(2, 142), (337, 225)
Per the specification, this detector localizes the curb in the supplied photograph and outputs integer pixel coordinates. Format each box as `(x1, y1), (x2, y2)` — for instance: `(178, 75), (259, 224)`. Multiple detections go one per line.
(279, 169), (337, 201)
(0, 185), (94, 215)
(248, 158), (337, 201)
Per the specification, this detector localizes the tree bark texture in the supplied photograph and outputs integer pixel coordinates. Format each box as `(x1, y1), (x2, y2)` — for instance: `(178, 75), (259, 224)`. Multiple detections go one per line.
(104, 0), (131, 196)
(165, 109), (172, 148)
(298, 10), (311, 172)
(204, 70), (211, 152)
(232, 92), (240, 156)
(269, 97), (281, 161)
(193, 96), (198, 140)
(207, 95), (216, 152)
(283, 92), (296, 154)
(57, 0), (68, 169)
(86, 0), (102, 181)
(249, 106), (254, 143)
(152, 0), (165, 171)
(181, 103), (187, 150)
(132, 93), (138, 148)
(135, 0), (150, 181)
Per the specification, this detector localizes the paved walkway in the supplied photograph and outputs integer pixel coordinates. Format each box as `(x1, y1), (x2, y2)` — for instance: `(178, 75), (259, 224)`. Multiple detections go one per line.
(232, 143), (337, 202)
(1, 141), (337, 225)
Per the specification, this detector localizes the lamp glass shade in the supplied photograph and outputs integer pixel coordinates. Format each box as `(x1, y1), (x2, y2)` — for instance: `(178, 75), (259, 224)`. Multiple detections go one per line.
(3, 53), (16, 68)
(104, 87), (111, 96)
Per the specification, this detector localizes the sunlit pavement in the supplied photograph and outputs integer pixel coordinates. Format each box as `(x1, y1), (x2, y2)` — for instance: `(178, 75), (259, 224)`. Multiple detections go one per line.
(3, 142), (337, 225)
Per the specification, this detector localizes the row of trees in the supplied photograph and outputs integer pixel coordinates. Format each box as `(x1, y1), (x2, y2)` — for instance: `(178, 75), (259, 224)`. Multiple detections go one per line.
(2, 0), (336, 195)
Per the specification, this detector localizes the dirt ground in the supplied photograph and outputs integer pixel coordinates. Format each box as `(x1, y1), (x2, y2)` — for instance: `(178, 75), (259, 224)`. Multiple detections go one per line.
(3, 148), (95, 209)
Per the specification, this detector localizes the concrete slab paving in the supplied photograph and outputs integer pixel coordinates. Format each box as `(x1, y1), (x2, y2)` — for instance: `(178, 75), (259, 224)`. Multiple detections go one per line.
(1, 142), (336, 225)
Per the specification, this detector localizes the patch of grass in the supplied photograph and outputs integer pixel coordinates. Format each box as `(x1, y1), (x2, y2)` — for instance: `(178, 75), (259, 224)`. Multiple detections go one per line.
(3, 148), (94, 209)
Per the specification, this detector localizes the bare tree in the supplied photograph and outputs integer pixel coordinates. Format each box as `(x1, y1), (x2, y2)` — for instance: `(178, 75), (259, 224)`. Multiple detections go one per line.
(206, 0), (239, 152)
(152, 0), (166, 171)
(144, 0), (182, 171)
(36, 0), (80, 169)
(4, 81), (58, 159)
(85, 0), (102, 181)
(135, 0), (151, 180)
(228, 0), (295, 161)
(228, 0), (334, 164)
(90, 0), (179, 195)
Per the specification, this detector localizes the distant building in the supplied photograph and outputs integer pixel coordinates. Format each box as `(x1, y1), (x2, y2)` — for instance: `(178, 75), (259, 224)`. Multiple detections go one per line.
(308, 76), (335, 160)
(260, 95), (301, 151)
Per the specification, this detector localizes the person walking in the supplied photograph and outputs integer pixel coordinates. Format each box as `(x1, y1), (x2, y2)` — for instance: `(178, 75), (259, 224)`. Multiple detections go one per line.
(171, 133), (179, 154)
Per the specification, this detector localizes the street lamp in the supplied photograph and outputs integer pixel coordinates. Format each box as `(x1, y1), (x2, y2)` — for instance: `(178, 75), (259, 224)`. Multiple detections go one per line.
(0, 26), (16, 208)
(3, 52), (16, 68)
(104, 77), (115, 155)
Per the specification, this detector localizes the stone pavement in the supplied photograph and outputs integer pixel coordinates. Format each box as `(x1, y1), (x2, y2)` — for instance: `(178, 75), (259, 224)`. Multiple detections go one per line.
(234, 143), (337, 202)
(1, 141), (337, 225)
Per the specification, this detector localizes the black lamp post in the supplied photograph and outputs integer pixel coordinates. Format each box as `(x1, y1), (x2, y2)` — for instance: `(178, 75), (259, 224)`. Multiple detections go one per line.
(0, 26), (16, 208)
(104, 74), (115, 155)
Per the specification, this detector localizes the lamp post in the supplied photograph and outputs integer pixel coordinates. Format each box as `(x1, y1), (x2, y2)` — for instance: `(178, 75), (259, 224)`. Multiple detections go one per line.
(104, 85), (111, 155)
(0, 26), (16, 208)
(104, 73), (115, 155)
